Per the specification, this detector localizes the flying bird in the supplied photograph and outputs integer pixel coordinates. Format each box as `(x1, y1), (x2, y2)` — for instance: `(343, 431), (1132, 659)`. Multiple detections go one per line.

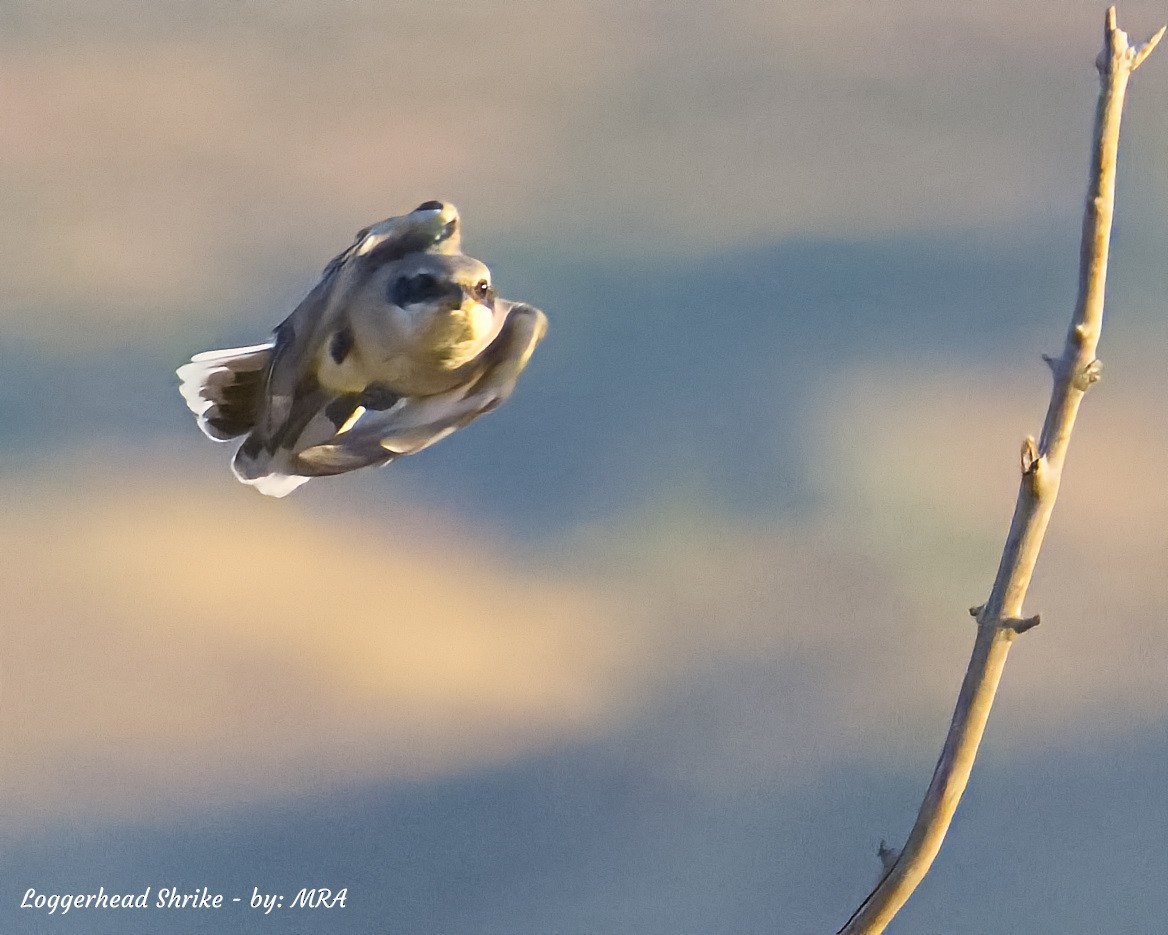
(177, 201), (547, 497)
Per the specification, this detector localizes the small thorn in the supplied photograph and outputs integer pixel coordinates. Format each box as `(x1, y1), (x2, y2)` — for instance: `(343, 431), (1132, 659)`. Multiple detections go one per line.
(877, 840), (900, 874)
(1041, 353), (1058, 374)
(969, 603), (985, 619)
(1008, 614), (1041, 635)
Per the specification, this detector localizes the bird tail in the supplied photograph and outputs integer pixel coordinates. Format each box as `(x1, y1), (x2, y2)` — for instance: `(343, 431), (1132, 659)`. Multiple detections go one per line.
(177, 342), (274, 441)
(230, 439), (313, 499)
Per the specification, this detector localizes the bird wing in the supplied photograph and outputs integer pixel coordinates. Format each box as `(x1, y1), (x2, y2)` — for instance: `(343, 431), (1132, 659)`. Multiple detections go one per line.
(294, 302), (548, 476)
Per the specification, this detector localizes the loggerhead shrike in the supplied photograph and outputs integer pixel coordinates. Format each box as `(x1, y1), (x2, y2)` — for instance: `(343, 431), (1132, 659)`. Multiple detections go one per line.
(177, 201), (547, 497)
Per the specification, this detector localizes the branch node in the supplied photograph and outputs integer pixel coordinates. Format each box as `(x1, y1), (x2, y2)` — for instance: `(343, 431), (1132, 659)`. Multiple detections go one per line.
(1073, 322), (1092, 344)
(1020, 436), (1041, 476)
(1073, 358), (1104, 391)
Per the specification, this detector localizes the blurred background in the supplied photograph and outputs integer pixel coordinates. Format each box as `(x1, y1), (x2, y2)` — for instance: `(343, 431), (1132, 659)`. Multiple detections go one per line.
(3, 1), (1168, 932)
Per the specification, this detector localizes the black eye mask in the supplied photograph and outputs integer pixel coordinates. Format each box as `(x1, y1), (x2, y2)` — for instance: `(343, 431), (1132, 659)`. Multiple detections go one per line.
(389, 272), (460, 308)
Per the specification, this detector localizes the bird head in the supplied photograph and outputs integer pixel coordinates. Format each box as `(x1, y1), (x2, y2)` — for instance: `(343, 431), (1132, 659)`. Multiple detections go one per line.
(381, 253), (503, 368)
(355, 200), (462, 262)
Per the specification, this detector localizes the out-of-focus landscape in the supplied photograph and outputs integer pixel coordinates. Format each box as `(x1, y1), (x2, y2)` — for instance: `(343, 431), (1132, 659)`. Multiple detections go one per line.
(3, 1), (1168, 932)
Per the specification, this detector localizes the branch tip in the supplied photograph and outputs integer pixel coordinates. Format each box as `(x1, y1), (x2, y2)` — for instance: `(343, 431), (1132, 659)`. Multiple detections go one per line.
(1132, 25), (1166, 70)
(1106, 6), (1117, 35)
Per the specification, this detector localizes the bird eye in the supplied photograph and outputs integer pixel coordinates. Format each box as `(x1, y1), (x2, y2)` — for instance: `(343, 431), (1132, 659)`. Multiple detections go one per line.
(473, 279), (491, 300)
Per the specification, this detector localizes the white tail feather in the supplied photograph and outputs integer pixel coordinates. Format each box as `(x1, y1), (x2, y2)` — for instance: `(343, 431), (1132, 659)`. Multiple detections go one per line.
(231, 444), (311, 498)
(176, 342), (273, 441)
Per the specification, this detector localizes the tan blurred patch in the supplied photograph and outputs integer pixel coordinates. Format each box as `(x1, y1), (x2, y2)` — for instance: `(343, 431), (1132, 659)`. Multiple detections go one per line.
(6, 0), (1168, 345)
(0, 472), (650, 823)
(0, 34), (567, 335)
(0, 456), (958, 822)
(0, 6), (607, 337)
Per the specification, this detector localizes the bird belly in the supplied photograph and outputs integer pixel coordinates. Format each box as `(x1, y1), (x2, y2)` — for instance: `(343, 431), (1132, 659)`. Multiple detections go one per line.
(320, 304), (496, 397)
(314, 343), (370, 394)
(331, 343), (474, 396)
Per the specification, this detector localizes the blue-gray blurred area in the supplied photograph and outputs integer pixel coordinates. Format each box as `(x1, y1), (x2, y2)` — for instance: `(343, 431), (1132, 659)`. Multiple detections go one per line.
(0, 229), (1088, 531)
(3, 1), (1168, 933)
(6, 726), (1168, 934)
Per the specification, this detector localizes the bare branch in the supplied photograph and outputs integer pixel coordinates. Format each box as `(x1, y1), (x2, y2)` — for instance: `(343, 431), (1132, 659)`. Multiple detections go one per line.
(837, 8), (1161, 934)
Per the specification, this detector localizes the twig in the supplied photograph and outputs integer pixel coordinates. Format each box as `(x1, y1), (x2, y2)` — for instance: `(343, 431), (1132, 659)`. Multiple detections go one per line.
(837, 8), (1163, 934)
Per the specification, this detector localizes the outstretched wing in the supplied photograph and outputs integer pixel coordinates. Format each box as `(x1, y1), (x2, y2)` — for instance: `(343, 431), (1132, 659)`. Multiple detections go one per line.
(293, 302), (548, 476)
